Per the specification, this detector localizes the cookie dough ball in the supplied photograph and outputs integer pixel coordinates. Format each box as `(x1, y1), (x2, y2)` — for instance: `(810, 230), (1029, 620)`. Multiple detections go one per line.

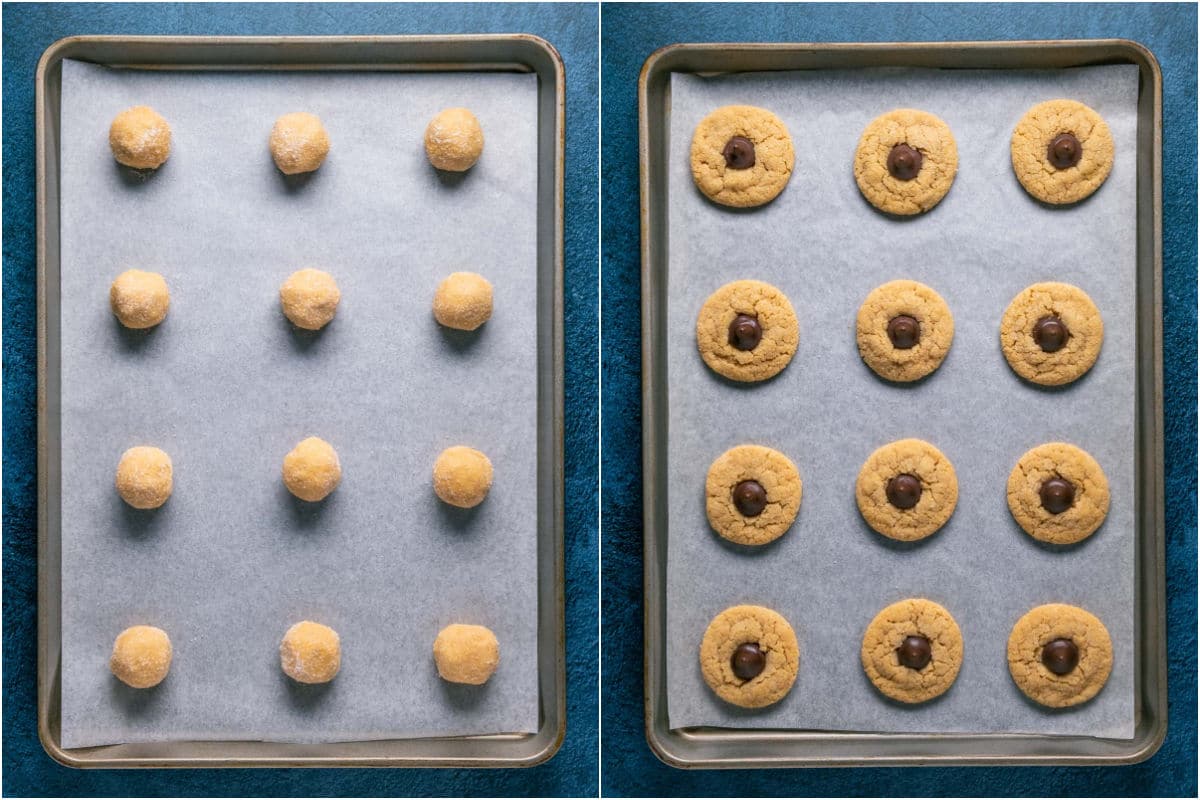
(699, 605), (800, 708)
(433, 446), (493, 508)
(861, 599), (963, 704)
(433, 623), (500, 685)
(1011, 99), (1114, 205)
(270, 112), (330, 175)
(115, 446), (173, 509)
(1007, 604), (1112, 707)
(1000, 282), (1103, 386)
(109, 106), (171, 170)
(282, 437), (341, 502)
(280, 621), (341, 684)
(1007, 442), (1110, 545)
(110, 270), (170, 329)
(280, 269), (340, 331)
(424, 108), (484, 172)
(433, 272), (493, 331)
(110, 625), (172, 689)
(856, 438), (957, 542)
(854, 109), (957, 215)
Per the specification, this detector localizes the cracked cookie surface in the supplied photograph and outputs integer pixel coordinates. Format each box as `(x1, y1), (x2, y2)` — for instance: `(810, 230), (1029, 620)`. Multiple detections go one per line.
(1011, 99), (1114, 205)
(861, 598), (963, 704)
(1007, 603), (1112, 708)
(1000, 282), (1103, 386)
(690, 105), (794, 208)
(699, 605), (800, 708)
(856, 439), (957, 542)
(1007, 442), (1109, 545)
(695, 279), (798, 382)
(706, 445), (802, 546)
(856, 280), (954, 382)
(853, 109), (957, 215)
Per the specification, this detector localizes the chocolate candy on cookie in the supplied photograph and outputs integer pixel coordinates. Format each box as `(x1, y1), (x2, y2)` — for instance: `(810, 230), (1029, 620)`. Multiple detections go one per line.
(1011, 99), (1114, 205)
(706, 444), (802, 546)
(854, 109), (958, 215)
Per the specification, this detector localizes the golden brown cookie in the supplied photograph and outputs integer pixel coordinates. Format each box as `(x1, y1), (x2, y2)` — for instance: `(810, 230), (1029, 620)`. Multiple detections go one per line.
(861, 598), (963, 704)
(856, 439), (957, 542)
(690, 105), (794, 208)
(695, 280), (798, 383)
(856, 280), (954, 382)
(1007, 442), (1109, 545)
(705, 445), (801, 546)
(1000, 282), (1103, 386)
(1011, 100), (1114, 205)
(1007, 603), (1112, 708)
(853, 109), (958, 215)
(699, 605), (799, 708)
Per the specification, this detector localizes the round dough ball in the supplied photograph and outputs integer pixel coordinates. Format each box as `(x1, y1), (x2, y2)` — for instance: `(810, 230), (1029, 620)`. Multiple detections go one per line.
(433, 446), (493, 508)
(280, 269), (340, 330)
(433, 272), (493, 331)
(282, 437), (341, 502)
(424, 108), (484, 172)
(110, 270), (170, 329)
(433, 623), (499, 685)
(115, 446), (173, 509)
(110, 625), (172, 688)
(280, 620), (340, 684)
(109, 106), (171, 169)
(270, 112), (330, 175)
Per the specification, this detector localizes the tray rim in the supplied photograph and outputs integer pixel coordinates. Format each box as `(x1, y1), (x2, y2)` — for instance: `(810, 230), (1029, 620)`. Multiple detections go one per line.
(639, 38), (1166, 769)
(36, 33), (565, 769)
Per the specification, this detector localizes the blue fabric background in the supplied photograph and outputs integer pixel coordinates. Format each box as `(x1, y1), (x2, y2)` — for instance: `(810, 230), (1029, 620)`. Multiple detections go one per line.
(600, 3), (1196, 796)
(1, 3), (597, 796)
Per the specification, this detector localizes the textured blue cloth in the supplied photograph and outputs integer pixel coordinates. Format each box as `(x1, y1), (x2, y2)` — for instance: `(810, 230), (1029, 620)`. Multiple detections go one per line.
(1, 3), (597, 796)
(600, 3), (1196, 796)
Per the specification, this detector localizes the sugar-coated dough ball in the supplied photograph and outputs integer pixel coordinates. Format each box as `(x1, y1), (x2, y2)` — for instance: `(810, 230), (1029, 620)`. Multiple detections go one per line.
(283, 437), (341, 502)
(280, 620), (340, 684)
(110, 625), (172, 688)
(424, 108), (484, 172)
(280, 269), (340, 330)
(433, 446), (493, 508)
(433, 623), (499, 685)
(433, 272), (493, 331)
(110, 270), (170, 329)
(116, 446), (173, 509)
(109, 106), (171, 169)
(270, 112), (330, 175)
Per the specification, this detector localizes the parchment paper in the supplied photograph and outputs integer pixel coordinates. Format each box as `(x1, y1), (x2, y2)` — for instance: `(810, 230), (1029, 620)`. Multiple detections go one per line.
(666, 65), (1138, 738)
(58, 59), (540, 747)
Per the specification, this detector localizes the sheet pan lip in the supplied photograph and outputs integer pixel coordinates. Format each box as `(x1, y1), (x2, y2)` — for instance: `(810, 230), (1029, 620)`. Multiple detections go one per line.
(639, 39), (1165, 769)
(37, 32), (565, 769)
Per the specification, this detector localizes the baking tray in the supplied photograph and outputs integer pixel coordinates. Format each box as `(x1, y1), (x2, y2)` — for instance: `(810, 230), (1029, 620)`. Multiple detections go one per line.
(37, 35), (564, 769)
(640, 41), (1164, 768)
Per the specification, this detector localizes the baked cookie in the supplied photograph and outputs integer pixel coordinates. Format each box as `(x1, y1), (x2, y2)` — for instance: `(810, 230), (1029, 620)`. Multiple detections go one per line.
(1000, 282), (1103, 386)
(705, 445), (801, 546)
(856, 439), (957, 542)
(1007, 603), (1112, 708)
(854, 109), (958, 215)
(695, 280), (798, 382)
(690, 105), (794, 208)
(1011, 100), (1114, 205)
(1007, 442), (1109, 545)
(699, 605), (799, 708)
(861, 598), (963, 704)
(856, 280), (954, 382)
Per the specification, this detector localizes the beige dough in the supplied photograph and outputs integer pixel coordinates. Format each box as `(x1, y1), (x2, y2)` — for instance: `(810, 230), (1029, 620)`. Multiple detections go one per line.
(433, 272), (493, 331)
(110, 625), (172, 688)
(280, 269), (340, 330)
(270, 112), (330, 175)
(425, 108), (484, 172)
(110, 270), (170, 329)
(433, 446), (493, 508)
(282, 437), (341, 502)
(280, 621), (341, 684)
(115, 446), (173, 510)
(109, 106), (171, 169)
(433, 623), (500, 685)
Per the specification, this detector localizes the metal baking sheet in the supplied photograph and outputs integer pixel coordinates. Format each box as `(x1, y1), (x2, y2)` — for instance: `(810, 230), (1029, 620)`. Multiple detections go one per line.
(641, 41), (1164, 768)
(38, 35), (564, 769)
